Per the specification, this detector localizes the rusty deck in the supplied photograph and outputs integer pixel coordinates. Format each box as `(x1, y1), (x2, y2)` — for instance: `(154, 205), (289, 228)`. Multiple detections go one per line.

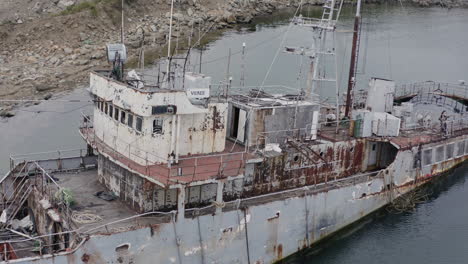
(80, 127), (251, 186)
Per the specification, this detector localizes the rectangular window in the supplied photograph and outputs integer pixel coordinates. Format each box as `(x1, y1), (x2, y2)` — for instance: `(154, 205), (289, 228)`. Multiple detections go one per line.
(153, 118), (163, 134)
(466, 140), (468, 154)
(127, 114), (134, 128)
(104, 103), (108, 115)
(435, 146), (445, 163)
(98, 101), (102, 111)
(457, 141), (465, 157)
(120, 111), (126, 124)
(422, 149), (432, 166)
(136, 117), (143, 132)
(114, 108), (119, 121)
(109, 105), (113, 118)
(446, 143), (454, 160)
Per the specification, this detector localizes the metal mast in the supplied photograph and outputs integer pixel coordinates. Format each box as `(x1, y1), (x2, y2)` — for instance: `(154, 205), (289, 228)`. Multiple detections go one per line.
(290, 0), (343, 99)
(166, 0), (175, 88)
(287, 0), (343, 136)
(240, 42), (246, 87)
(344, 0), (362, 118)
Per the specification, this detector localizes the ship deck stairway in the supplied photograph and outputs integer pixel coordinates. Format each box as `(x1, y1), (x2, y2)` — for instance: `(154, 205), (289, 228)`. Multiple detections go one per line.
(0, 162), (34, 227)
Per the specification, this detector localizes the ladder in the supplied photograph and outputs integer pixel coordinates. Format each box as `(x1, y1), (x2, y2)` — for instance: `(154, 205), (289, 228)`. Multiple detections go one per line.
(291, 0), (343, 31)
(321, 0), (343, 27)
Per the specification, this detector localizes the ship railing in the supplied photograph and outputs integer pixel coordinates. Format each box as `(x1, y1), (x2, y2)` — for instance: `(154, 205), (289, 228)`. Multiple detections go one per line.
(0, 162), (75, 260)
(255, 119), (352, 146)
(0, 225), (84, 261)
(395, 81), (468, 101)
(170, 151), (247, 179)
(221, 85), (320, 106)
(9, 149), (88, 171)
(256, 126), (314, 146)
(3, 161), (74, 227)
(31, 162), (75, 231)
(409, 91), (467, 114)
(0, 166), (382, 262)
(0, 239), (71, 261)
(445, 119), (468, 136)
(79, 113), (248, 181)
(89, 130), (247, 181)
(400, 118), (468, 134)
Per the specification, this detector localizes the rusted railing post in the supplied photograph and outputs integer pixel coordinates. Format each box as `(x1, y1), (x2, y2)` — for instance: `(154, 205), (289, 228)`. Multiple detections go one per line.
(194, 158), (198, 179)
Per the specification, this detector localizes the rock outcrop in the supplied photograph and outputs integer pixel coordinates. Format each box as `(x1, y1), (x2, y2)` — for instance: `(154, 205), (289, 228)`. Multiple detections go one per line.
(0, 0), (303, 109)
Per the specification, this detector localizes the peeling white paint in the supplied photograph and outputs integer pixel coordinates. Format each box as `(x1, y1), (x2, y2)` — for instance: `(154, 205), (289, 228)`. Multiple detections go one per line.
(90, 72), (228, 165)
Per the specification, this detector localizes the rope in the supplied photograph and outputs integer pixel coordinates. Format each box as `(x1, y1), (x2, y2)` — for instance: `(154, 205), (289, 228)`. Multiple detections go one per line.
(212, 201), (225, 208)
(71, 211), (102, 224)
(109, 226), (133, 233)
(386, 188), (432, 214)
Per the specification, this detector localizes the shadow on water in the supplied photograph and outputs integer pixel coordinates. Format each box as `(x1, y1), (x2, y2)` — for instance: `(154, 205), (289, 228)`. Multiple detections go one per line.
(282, 163), (468, 264)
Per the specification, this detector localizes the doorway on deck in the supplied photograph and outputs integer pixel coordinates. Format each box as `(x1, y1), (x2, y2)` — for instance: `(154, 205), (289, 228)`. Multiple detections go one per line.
(366, 141), (398, 171)
(230, 106), (247, 144)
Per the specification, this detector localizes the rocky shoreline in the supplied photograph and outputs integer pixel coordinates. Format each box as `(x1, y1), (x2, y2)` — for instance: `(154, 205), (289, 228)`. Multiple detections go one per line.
(0, 0), (466, 117)
(0, 0), (302, 117)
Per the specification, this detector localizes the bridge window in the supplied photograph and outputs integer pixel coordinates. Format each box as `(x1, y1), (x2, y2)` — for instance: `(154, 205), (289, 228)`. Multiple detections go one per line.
(153, 118), (163, 134)
(457, 141), (465, 157)
(120, 111), (126, 124)
(446, 143), (454, 160)
(422, 149), (432, 166)
(136, 117), (143, 132)
(127, 114), (134, 128)
(435, 146), (445, 163)
(104, 103), (108, 115)
(114, 108), (119, 121)
(466, 140), (468, 154)
(109, 105), (113, 118)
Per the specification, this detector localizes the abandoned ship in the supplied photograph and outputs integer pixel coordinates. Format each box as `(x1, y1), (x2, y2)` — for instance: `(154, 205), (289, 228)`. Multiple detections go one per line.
(1, 0), (467, 263)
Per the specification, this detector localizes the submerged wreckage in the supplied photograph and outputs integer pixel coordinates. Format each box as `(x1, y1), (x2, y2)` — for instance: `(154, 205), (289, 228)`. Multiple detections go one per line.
(1, 0), (467, 263)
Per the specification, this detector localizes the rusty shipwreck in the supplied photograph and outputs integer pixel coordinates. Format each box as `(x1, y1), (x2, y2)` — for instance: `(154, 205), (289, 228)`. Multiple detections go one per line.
(1, 0), (468, 263)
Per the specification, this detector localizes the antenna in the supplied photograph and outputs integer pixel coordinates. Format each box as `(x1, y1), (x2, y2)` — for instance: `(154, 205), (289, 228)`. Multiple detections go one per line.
(240, 42), (246, 87)
(107, 43), (127, 81)
(198, 48), (203, 74)
(198, 23), (204, 74)
(138, 27), (145, 71)
(166, 0), (175, 88)
(121, 0), (124, 44)
(157, 62), (160, 82)
(344, 0), (362, 118)
(224, 48), (232, 98)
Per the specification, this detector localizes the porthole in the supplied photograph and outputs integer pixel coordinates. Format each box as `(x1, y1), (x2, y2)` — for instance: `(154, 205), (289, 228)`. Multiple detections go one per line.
(293, 155), (299, 162)
(115, 243), (130, 253)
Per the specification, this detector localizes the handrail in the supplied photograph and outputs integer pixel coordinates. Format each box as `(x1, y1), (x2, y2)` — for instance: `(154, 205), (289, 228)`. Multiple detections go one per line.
(395, 81), (468, 100)
(9, 149), (88, 169)
(80, 112), (248, 181)
(0, 168), (383, 245)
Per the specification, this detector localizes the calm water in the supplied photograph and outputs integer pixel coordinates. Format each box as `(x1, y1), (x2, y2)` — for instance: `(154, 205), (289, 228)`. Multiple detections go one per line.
(0, 3), (467, 263)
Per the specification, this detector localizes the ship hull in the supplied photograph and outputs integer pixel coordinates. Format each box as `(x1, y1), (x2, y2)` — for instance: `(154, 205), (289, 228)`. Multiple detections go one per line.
(11, 137), (468, 264)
